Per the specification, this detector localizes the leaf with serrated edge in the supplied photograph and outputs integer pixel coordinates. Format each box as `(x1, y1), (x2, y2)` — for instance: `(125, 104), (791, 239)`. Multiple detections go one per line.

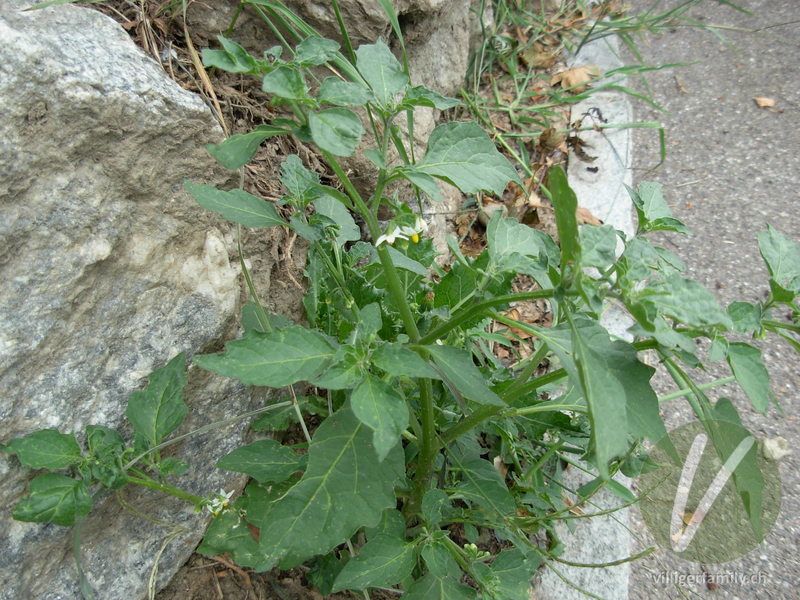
(332, 535), (416, 592)
(194, 327), (337, 387)
(414, 122), (521, 196)
(185, 182), (286, 228)
(7, 429), (83, 470)
(351, 376), (408, 461)
(726, 342), (773, 413)
(217, 439), (306, 484)
(13, 474), (92, 526)
(126, 353), (187, 448)
(758, 225), (800, 297)
(426, 345), (504, 406)
(256, 406), (404, 568)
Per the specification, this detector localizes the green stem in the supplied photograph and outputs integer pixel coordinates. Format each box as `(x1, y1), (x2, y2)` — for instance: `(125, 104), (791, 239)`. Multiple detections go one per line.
(764, 319), (800, 334)
(419, 289), (561, 345)
(321, 150), (379, 238)
(658, 376), (736, 402)
(377, 245), (422, 342)
(502, 341), (550, 396)
(406, 378), (436, 519)
(127, 472), (204, 506)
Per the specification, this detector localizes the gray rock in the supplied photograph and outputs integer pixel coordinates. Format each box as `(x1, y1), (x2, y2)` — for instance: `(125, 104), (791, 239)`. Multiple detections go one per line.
(0, 2), (290, 598)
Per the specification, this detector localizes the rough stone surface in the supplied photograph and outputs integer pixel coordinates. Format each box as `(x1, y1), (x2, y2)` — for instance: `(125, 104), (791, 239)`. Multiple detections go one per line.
(0, 2), (289, 599)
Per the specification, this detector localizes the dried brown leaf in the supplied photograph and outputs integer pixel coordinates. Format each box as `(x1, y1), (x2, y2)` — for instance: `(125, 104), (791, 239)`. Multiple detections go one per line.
(551, 65), (602, 93)
(754, 96), (776, 108)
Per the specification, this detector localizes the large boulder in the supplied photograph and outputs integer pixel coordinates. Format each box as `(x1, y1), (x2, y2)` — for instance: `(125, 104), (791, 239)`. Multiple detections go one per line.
(0, 2), (296, 598)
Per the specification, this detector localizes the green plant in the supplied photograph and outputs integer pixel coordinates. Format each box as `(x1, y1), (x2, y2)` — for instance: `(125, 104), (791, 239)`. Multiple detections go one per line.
(4, 1), (799, 598)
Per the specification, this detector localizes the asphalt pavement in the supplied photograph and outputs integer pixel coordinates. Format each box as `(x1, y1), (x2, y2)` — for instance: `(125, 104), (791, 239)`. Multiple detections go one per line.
(621, 1), (800, 598)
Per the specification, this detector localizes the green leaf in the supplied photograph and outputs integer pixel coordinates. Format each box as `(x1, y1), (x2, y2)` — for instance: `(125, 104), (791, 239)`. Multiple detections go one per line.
(383, 244), (429, 276)
(206, 124), (290, 170)
(405, 572), (477, 600)
(637, 274), (733, 330)
(351, 376), (409, 461)
(355, 39), (409, 108)
(547, 165), (580, 270)
(487, 215), (551, 275)
(422, 542), (461, 578)
(565, 318), (667, 478)
(580, 225), (618, 268)
(727, 301), (763, 333)
(365, 508), (407, 540)
(332, 535), (416, 592)
(414, 122), (521, 196)
(473, 549), (535, 600)
(373, 343), (439, 379)
(627, 181), (690, 234)
(256, 406), (404, 568)
(13, 474), (92, 526)
(262, 65), (309, 100)
(126, 353), (187, 448)
(311, 349), (365, 390)
(280, 154), (319, 201)
(194, 326), (337, 387)
(241, 302), (294, 333)
(202, 36), (259, 74)
(758, 225), (800, 301)
(185, 182), (286, 228)
(294, 36), (340, 65)
(217, 439), (306, 484)
(319, 77), (373, 106)
(451, 453), (515, 517)
(309, 108), (365, 157)
(726, 342), (773, 413)
(425, 345), (504, 406)
(421, 489), (450, 526)
(313, 194), (360, 245)
(86, 425), (128, 488)
(398, 170), (443, 202)
(401, 85), (461, 110)
(7, 429), (83, 470)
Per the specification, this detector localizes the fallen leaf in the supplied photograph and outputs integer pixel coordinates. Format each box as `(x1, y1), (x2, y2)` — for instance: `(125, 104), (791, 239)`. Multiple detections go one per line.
(520, 44), (558, 69)
(754, 96), (776, 108)
(551, 65), (602, 93)
(576, 206), (603, 226)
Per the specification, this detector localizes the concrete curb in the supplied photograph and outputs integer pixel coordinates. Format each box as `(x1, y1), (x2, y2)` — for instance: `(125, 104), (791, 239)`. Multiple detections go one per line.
(533, 30), (635, 600)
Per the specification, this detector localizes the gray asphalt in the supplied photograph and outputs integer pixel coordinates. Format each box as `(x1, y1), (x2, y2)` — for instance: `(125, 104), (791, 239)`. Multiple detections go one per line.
(620, 1), (800, 598)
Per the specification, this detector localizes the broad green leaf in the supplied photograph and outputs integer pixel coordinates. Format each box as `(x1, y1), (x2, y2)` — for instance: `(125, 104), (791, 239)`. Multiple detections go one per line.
(319, 77), (373, 106)
(758, 225), (800, 301)
(294, 36), (340, 65)
(13, 474), (92, 526)
(726, 343), (773, 413)
(202, 36), (259, 74)
(401, 85), (461, 110)
(126, 353), (187, 448)
(217, 439), (306, 484)
(206, 124), (290, 170)
(422, 542), (462, 578)
(405, 572), (477, 600)
(580, 224), (618, 268)
(332, 535), (416, 592)
(185, 182), (286, 228)
(566, 318), (667, 478)
(398, 169), (443, 202)
(547, 166), (580, 270)
(351, 376), (409, 461)
(365, 508), (407, 540)
(309, 108), (365, 156)
(289, 214), (324, 242)
(256, 406), (404, 568)
(262, 65), (309, 100)
(373, 343), (439, 379)
(637, 274), (733, 330)
(425, 345), (504, 406)
(7, 429), (82, 470)
(355, 39), (409, 108)
(194, 327), (337, 387)
(421, 489), (450, 526)
(314, 194), (360, 245)
(86, 426), (128, 489)
(241, 302), (294, 333)
(627, 181), (690, 234)
(473, 549), (535, 600)
(383, 244), (429, 276)
(414, 122), (521, 196)
(311, 349), (364, 390)
(450, 454), (515, 517)
(280, 154), (319, 201)
(727, 301), (763, 333)
(198, 509), (268, 570)
(487, 215), (551, 274)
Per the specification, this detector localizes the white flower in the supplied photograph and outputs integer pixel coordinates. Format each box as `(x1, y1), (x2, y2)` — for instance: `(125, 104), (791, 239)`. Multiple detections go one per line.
(205, 488), (235, 516)
(375, 216), (428, 246)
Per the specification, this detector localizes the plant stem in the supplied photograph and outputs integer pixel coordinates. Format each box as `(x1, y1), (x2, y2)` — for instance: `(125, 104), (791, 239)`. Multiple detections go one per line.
(658, 376), (736, 402)
(127, 471), (204, 506)
(406, 378), (436, 519)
